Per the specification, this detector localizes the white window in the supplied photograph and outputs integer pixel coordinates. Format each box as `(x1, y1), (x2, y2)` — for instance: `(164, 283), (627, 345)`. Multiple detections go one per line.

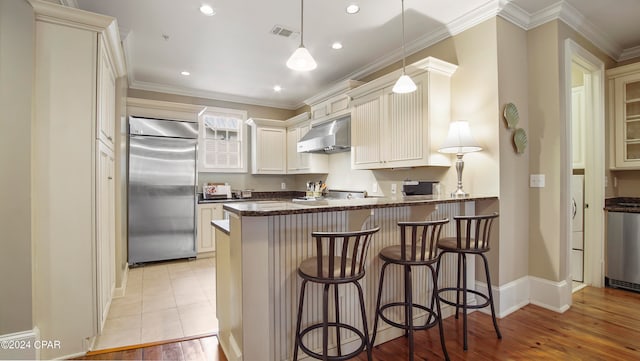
(198, 107), (248, 173)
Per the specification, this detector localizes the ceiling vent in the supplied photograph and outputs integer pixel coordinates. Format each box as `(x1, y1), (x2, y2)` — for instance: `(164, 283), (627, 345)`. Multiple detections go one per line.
(270, 25), (299, 39)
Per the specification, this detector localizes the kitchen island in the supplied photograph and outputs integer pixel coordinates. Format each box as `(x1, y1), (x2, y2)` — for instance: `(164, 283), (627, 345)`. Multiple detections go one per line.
(212, 195), (498, 361)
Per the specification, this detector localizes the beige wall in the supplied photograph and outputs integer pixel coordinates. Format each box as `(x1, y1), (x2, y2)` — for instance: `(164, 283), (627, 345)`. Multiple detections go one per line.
(527, 21), (563, 281)
(611, 170), (640, 196)
(0, 0), (34, 335)
(496, 18), (531, 284)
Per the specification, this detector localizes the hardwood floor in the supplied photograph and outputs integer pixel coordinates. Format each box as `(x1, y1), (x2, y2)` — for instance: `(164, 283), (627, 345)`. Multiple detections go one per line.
(76, 286), (640, 361)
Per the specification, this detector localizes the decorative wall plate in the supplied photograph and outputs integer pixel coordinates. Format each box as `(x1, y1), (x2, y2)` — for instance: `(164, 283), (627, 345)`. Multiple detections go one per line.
(504, 103), (519, 129)
(513, 128), (527, 154)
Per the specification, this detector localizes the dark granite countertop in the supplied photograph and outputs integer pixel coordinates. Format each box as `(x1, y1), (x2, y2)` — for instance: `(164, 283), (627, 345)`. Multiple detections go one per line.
(223, 195), (497, 216)
(604, 197), (640, 213)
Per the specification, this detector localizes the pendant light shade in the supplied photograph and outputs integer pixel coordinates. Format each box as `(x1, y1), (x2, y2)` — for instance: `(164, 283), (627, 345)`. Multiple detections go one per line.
(392, 74), (417, 93)
(287, 0), (317, 71)
(287, 46), (317, 71)
(393, 0), (416, 94)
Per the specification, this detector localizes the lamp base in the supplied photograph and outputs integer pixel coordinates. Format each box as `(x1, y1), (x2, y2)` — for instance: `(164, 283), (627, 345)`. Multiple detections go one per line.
(451, 188), (469, 198)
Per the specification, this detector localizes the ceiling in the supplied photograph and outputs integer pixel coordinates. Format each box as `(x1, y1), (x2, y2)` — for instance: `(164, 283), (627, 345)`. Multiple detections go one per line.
(71, 0), (640, 110)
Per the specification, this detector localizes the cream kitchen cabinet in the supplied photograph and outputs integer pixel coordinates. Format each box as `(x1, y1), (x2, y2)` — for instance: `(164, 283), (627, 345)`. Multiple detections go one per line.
(31, 1), (126, 357)
(307, 80), (363, 123)
(197, 203), (223, 254)
(286, 113), (329, 174)
(97, 39), (116, 149)
(608, 62), (640, 169)
(97, 142), (115, 329)
(248, 118), (287, 174)
(349, 57), (456, 170)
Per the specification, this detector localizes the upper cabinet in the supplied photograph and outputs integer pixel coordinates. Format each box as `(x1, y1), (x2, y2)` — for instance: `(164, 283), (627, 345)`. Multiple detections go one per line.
(349, 57), (457, 169)
(248, 118), (287, 174)
(305, 80), (363, 125)
(97, 38), (116, 149)
(608, 62), (640, 169)
(286, 113), (329, 174)
(248, 113), (329, 175)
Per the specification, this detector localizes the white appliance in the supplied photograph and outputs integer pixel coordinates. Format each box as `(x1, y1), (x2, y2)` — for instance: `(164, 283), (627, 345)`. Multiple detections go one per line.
(571, 175), (584, 282)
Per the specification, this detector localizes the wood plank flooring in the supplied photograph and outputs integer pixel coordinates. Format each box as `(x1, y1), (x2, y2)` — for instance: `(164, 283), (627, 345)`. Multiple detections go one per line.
(76, 286), (640, 360)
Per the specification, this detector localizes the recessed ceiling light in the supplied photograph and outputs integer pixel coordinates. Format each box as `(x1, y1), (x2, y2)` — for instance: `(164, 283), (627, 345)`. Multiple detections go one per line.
(346, 3), (360, 14)
(199, 4), (215, 16)
(332, 42), (343, 50)
(273, 85), (282, 92)
(181, 71), (191, 76)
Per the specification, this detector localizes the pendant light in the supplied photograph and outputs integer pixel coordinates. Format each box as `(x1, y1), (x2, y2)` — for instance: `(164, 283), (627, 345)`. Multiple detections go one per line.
(287, 0), (317, 71)
(392, 0), (416, 93)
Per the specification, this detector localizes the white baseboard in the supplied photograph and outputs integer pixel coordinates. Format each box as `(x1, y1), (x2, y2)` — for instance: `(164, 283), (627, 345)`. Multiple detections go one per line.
(476, 276), (530, 318)
(113, 263), (129, 298)
(528, 276), (571, 313)
(0, 328), (39, 360)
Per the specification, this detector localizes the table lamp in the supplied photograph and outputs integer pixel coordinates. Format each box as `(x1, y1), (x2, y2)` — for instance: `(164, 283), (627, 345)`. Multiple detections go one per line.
(438, 120), (482, 197)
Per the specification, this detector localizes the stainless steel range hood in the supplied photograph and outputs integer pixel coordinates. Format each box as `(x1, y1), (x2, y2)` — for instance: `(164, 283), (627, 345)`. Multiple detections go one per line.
(297, 116), (351, 153)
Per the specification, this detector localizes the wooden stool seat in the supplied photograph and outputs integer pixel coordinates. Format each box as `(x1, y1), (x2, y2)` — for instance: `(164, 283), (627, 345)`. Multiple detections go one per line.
(293, 226), (380, 361)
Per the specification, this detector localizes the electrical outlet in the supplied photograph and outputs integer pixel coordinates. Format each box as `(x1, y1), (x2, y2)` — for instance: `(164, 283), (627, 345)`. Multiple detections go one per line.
(391, 183), (397, 194)
(529, 174), (545, 188)
(372, 182), (378, 193)
(281, 182), (286, 190)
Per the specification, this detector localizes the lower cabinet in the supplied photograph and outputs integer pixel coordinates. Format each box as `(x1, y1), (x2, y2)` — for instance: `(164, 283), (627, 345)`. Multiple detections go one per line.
(197, 203), (223, 254)
(97, 142), (115, 330)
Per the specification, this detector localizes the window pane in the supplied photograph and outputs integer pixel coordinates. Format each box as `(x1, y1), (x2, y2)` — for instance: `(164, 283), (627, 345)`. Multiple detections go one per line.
(627, 143), (640, 160)
(627, 122), (640, 140)
(626, 81), (640, 100)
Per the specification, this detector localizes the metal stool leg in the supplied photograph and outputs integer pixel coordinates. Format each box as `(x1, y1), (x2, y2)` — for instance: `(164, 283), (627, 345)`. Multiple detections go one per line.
(322, 283), (330, 361)
(354, 281), (372, 361)
(480, 253), (502, 339)
(429, 264), (450, 361)
(462, 253), (468, 351)
(371, 262), (390, 346)
(456, 252), (462, 319)
(334, 284), (342, 356)
(293, 280), (308, 361)
(405, 265), (415, 361)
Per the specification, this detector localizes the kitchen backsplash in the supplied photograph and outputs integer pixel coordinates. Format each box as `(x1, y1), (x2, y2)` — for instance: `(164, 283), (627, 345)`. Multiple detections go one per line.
(199, 151), (455, 196)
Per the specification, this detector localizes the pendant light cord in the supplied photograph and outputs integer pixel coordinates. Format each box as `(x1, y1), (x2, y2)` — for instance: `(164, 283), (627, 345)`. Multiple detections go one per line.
(300, 0), (305, 47)
(401, 0), (407, 73)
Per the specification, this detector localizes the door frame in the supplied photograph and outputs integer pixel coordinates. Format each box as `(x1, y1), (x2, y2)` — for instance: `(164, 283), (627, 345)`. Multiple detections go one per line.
(563, 39), (606, 289)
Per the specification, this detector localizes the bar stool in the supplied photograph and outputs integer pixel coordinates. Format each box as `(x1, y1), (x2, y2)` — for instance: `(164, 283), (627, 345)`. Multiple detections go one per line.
(371, 220), (450, 361)
(435, 213), (501, 350)
(293, 226), (380, 361)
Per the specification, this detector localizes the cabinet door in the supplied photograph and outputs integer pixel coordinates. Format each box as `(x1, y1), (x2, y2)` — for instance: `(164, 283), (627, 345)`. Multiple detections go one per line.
(97, 39), (116, 148)
(351, 92), (384, 169)
(254, 127), (286, 174)
(287, 125), (312, 173)
(197, 204), (222, 254)
(97, 142), (115, 331)
(614, 74), (640, 168)
(385, 84), (426, 167)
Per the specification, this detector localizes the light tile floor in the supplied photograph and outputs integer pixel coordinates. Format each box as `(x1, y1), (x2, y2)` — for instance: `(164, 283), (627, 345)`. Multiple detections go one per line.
(93, 257), (217, 350)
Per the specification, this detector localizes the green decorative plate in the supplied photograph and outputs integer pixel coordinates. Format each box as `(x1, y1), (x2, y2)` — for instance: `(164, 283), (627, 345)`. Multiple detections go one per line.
(513, 128), (527, 154)
(504, 103), (519, 129)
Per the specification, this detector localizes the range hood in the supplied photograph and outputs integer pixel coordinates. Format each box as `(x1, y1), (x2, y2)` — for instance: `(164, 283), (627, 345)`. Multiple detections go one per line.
(297, 116), (351, 153)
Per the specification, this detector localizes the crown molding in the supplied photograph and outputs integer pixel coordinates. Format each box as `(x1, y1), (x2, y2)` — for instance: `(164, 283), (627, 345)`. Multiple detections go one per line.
(59, 0), (78, 8)
(497, 0), (530, 30)
(129, 80), (300, 110)
(303, 80), (363, 106)
(619, 45), (640, 62)
(29, 0), (112, 32)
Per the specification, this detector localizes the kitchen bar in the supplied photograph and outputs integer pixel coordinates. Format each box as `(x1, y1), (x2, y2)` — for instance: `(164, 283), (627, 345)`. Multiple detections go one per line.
(213, 195), (498, 361)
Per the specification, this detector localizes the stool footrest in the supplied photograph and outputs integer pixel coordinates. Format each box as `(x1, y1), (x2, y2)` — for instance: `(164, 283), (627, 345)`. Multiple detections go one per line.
(378, 302), (438, 331)
(437, 287), (491, 309)
(298, 322), (366, 361)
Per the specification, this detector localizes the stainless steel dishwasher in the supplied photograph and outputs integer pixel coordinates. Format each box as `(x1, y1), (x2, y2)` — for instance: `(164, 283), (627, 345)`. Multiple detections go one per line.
(607, 211), (640, 291)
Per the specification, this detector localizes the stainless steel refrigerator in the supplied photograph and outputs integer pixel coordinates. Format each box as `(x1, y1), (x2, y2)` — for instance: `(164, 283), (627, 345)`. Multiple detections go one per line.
(128, 116), (199, 265)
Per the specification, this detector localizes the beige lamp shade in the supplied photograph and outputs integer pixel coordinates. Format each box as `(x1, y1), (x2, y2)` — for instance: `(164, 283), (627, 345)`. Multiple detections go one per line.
(438, 120), (482, 154)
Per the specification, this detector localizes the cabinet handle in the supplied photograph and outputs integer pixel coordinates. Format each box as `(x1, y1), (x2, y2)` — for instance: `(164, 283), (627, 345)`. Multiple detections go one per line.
(107, 176), (113, 180)
(107, 136), (113, 141)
